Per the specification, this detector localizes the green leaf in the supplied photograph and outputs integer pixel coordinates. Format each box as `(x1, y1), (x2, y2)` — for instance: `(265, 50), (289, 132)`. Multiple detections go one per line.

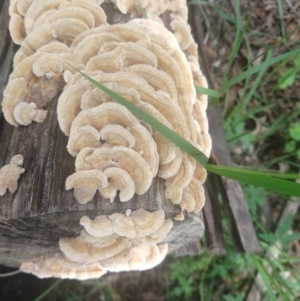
(205, 164), (300, 180)
(240, 132), (256, 150)
(281, 233), (300, 250)
(189, 0), (210, 5)
(195, 85), (220, 98)
(289, 123), (300, 141)
(277, 212), (293, 237)
(223, 294), (244, 301)
(278, 68), (296, 89)
(285, 140), (296, 153)
(294, 53), (300, 67)
(258, 233), (277, 245)
(205, 165), (300, 197)
(241, 184), (265, 215)
(250, 256), (277, 301)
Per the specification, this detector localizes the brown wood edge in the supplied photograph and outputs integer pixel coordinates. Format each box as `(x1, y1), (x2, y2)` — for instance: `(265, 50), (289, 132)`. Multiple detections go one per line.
(189, 5), (261, 254)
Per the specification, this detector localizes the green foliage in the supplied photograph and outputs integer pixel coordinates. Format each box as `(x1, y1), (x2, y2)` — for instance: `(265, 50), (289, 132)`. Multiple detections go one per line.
(289, 123), (300, 142)
(220, 48), (300, 93)
(241, 183), (266, 216)
(284, 122), (300, 159)
(195, 85), (220, 99)
(225, 117), (256, 150)
(223, 294), (244, 301)
(188, 0), (210, 5)
(167, 250), (252, 300)
(33, 280), (61, 301)
(168, 256), (203, 300)
(259, 213), (300, 251)
(278, 54), (300, 89)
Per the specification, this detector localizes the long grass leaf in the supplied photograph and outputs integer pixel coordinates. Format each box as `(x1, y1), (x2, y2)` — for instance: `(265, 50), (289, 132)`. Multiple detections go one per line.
(240, 50), (272, 110)
(195, 85), (219, 98)
(276, 0), (286, 40)
(205, 165), (300, 180)
(226, 0), (243, 73)
(206, 165), (300, 197)
(250, 256), (277, 301)
(70, 66), (209, 165)
(33, 279), (61, 301)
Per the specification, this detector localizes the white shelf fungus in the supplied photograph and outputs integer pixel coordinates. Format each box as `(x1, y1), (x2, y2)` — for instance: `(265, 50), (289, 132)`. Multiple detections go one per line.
(57, 20), (210, 211)
(4, 9), (211, 212)
(20, 209), (172, 279)
(20, 257), (107, 280)
(0, 155), (25, 196)
(6, 0), (211, 281)
(65, 169), (108, 204)
(4, 0), (108, 127)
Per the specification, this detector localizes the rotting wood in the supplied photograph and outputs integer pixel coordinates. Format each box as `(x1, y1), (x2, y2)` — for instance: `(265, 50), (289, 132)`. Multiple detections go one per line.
(0, 1), (205, 268)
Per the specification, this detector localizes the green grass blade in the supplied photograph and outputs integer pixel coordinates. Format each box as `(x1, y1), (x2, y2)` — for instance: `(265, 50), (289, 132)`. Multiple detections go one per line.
(219, 48), (300, 92)
(240, 50), (272, 110)
(137, 0), (148, 18)
(33, 279), (61, 301)
(188, 0), (210, 5)
(205, 165), (300, 197)
(226, 0), (243, 73)
(276, 0), (286, 40)
(250, 256), (277, 301)
(71, 67), (209, 165)
(205, 165), (300, 180)
(195, 85), (219, 98)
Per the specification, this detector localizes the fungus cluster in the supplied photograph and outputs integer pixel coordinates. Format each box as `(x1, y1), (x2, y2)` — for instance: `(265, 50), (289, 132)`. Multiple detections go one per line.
(0, 155), (25, 196)
(3, 0), (211, 279)
(58, 19), (210, 215)
(4, 0), (107, 126)
(20, 209), (171, 279)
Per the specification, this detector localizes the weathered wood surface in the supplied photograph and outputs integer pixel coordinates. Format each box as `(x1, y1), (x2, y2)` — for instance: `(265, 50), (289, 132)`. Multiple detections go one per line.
(0, 1), (205, 268)
(190, 5), (260, 254)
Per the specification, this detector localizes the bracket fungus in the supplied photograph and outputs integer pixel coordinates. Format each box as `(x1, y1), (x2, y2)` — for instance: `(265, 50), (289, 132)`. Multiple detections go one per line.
(4, 0), (211, 280)
(20, 209), (172, 278)
(0, 155), (25, 196)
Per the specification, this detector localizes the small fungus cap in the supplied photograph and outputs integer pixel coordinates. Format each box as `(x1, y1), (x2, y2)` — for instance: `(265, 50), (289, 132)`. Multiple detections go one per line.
(0, 155), (25, 196)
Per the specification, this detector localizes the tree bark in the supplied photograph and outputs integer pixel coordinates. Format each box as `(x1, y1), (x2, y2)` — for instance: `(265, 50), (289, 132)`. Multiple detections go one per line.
(0, 1), (205, 268)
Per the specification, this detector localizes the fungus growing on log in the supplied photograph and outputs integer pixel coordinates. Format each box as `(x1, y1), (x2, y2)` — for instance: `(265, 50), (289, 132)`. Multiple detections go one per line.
(0, 155), (25, 196)
(1, 0), (211, 280)
(20, 209), (172, 279)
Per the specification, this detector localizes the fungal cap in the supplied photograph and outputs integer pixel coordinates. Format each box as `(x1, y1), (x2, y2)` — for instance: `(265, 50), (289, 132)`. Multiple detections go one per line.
(0, 155), (25, 196)
(13, 103), (48, 126)
(79, 215), (114, 238)
(65, 169), (108, 204)
(100, 167), (135, 203)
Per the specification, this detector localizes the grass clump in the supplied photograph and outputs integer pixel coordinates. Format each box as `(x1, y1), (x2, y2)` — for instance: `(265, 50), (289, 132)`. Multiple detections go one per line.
(163, 1), (300, 300)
